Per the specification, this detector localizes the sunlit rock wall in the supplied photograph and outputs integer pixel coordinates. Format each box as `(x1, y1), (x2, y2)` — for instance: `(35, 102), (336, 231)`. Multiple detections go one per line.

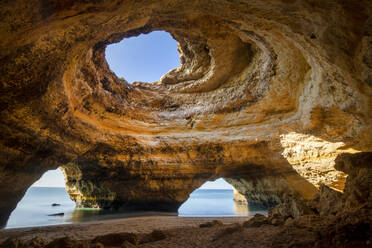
(0, 0), (371, 226)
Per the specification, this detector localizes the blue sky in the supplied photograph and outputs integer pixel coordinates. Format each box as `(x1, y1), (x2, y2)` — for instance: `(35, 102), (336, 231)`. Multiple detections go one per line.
(32, 168), (66, 187)
(199, 178), (233, 189)
(105, 31), (180, 83)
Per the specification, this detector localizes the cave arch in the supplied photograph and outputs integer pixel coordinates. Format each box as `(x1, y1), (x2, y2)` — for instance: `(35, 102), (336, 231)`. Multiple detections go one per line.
(0, 0), (371, 229)
(178, 178), (252, 217)
(5, 168), (75, 228)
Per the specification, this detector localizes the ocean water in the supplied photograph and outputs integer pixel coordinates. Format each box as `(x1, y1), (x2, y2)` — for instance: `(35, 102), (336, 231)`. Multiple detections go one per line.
(5, 187), (126, 229)
(5, 187), (267, 229)
(178, 189), (267, 217)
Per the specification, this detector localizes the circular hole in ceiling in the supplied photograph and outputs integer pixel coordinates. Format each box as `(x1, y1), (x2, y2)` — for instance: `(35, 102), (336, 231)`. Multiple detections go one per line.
(105, 31), (180, 84)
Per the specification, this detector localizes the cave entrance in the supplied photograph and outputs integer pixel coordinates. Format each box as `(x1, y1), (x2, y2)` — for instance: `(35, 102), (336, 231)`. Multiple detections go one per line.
(178, 178), (250, 217)
(105, 31), (180, 84)
(5, 168), (76, 228)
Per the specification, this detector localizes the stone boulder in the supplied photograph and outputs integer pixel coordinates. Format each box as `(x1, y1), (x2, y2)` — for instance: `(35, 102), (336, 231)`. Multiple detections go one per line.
(25, 236), (47, 248)
(140, 230), (167, 244)
(0, 238), (25, 248)
(243, 214), (268, 228)
(92, 232), (138, 247)
(199, 220), (223, 228)
(268, 195), (314, 220)
(335, 152), (372, 211)
(309, 184), (343, 216)
(46, 237), (89, 248)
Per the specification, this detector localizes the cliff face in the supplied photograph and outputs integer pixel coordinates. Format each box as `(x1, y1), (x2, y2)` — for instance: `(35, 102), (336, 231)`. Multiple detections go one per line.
(0, 0), (371, 227)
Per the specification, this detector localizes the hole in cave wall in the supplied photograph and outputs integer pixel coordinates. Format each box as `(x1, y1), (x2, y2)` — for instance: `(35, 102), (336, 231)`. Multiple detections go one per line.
(105, 31), (181, 84)
(5, 168), (76, 228)
(178, 178), (267, 217)
(5, 168), (115, 228)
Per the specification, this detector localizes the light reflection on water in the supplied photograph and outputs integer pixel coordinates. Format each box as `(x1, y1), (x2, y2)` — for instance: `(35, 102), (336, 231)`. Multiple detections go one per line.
(234, 202), (249, 216)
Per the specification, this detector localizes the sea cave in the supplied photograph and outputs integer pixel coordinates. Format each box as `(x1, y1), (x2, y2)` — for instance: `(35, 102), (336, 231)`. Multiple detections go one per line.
(0, 0), (371, 247)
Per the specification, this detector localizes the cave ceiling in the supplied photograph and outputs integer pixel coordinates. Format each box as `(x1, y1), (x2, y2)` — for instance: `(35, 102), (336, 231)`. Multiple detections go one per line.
(0, 0), (371, 227)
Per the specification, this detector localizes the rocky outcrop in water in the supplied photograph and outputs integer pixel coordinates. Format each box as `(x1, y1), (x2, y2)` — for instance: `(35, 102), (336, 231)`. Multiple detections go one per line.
(0, 0), (371, 227)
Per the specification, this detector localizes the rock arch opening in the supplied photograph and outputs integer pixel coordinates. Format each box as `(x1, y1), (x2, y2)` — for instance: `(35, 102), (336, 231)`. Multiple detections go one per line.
(0, 1), (371, 245)
(178, 178), (267, 217)
(105, 31), (180, 84)
(5, 168), (75, 228)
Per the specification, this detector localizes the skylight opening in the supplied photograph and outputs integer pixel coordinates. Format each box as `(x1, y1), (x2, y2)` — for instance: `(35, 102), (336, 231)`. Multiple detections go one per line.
(105, 31), (180, 84)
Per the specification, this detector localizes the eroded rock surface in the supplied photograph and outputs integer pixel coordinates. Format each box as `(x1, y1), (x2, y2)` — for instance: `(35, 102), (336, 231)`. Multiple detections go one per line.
(0, 0), (371, 227)
(268, 152), (372, 247)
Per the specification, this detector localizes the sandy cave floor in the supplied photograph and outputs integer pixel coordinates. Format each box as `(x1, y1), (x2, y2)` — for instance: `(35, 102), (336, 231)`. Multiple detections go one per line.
(0, 215), (286, 247)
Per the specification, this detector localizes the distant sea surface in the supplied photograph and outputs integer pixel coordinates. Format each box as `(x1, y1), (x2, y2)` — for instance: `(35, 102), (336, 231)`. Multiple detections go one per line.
(178, 189), (267, 217)
(5, 187), (267, 229)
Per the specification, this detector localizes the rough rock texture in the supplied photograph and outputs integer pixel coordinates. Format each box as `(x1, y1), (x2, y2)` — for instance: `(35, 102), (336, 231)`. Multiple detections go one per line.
(92, 232), (138, 247)
(0, 0), (372, 227)
(268, 152), (372, 219)
(233, 188), (248, 204)
(335, 152), (372, 210)
(1, 153), (371, 248)
(309, 184), (343, 216)
(267, 152), (372, 247)
(243, 213), (268, 228)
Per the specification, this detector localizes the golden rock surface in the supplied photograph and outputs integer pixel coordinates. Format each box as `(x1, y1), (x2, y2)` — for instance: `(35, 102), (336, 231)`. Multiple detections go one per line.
(0, 0), (371, 226)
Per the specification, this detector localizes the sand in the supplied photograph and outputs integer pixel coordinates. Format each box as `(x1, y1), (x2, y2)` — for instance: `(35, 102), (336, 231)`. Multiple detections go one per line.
(0, 216), (251, 240)
(0, 216), (290, 247)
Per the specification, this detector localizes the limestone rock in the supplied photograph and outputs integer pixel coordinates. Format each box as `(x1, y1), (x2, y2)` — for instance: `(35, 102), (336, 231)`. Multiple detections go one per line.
(0, 0), (371, 227)
(310, 184), (343, 216)
(271, 209), (372, 248)
(335, 152), (372, 210)
(46, 237), (89, 248)
(216, 223), (244, 238)
(243, 214), (268, 228)
(90, 243), (104, 248)
(92, 232), (138, 247)
(199, 220), (224, 228)
(284, 217), (294, 227)
(268, 214), (285, 226)
(141, 230), (167, 243)
(0, 238), (25, 248)
(121, 241), (136, 248)
(233, 188), (247, 205)
(26, 236), (47, 248)
(268, 195), (315, 219)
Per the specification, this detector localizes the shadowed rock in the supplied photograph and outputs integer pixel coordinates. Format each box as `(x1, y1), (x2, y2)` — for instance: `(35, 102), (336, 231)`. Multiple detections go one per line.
(121, 241), (136, 248)
(26, 236), (47, 248)
(0, 238), (25, 248)
(47, 213), (64, 216)
(46, 237), (89, 248)
(141, 230), (167, 243)
(243, 214), (268, 228)
(213, 223), (244, 241)
(92, 232), (138, 247)
(0, 0), (371, 228)
(199, 220), (224, 228)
